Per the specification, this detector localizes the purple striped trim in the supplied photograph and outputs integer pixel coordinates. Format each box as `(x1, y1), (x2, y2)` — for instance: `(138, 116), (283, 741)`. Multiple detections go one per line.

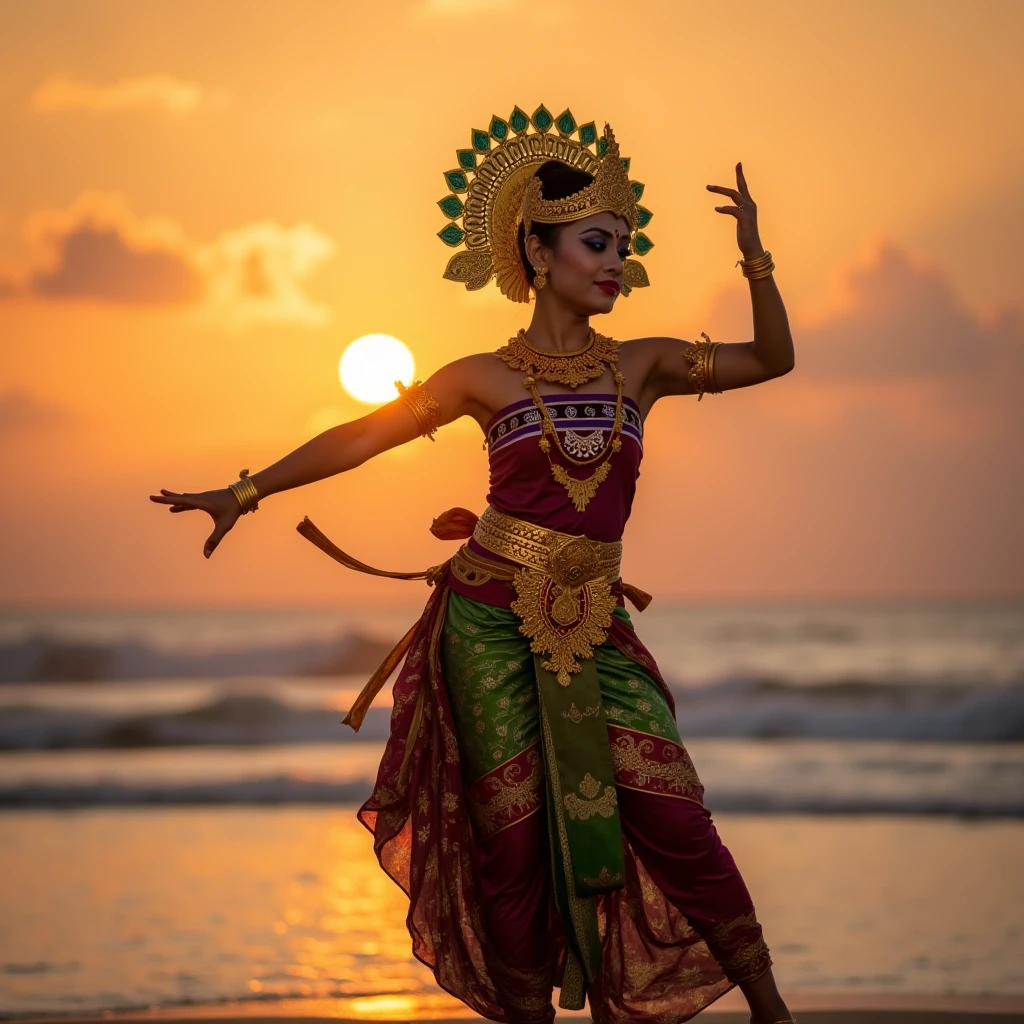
(484, 393), (638, 433)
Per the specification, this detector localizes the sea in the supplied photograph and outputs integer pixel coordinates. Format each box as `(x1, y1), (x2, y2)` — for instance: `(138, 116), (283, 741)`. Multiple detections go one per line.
(1, 599), (1022, 1017)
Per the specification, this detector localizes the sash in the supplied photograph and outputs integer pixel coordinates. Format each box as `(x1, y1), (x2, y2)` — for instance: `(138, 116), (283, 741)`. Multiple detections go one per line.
(536, 654), (623, 1008)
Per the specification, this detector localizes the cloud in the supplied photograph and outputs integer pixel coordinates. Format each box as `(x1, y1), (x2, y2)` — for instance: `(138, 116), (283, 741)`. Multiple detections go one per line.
(30, 75), (229, 115)
(18, 191), (203, 305)
(628, 241), (1024, 598)
(0, 391), (76, 433)
(194, 221), (335, 332)
(701, 239), (1023, 446)
(1, 191), (335, 329)
(707, 240), (1015, 381)
(796, 242), (1007, 380)
(31, 226), (204, 305)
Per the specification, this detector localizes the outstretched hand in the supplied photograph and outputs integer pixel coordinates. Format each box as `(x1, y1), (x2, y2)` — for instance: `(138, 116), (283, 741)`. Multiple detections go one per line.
(148, 487), (241, 558)
(706, 162), (764, 260)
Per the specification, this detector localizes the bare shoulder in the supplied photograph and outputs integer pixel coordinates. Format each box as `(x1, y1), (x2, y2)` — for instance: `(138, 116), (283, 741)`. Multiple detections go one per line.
(423, 350), (504, 397)
(422, 350), (512, 430)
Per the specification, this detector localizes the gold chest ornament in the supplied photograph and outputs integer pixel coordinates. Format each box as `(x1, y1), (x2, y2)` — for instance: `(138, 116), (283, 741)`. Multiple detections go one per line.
(495, 328), (627, 513)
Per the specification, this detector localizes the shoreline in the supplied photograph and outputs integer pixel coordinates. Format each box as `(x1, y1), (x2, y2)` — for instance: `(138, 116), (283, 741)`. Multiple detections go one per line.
(8, 993), (1024, 1023)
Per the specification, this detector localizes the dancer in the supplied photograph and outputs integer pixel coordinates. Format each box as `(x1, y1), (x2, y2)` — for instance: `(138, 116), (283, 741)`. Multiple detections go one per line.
(151, 104), (796, 1024)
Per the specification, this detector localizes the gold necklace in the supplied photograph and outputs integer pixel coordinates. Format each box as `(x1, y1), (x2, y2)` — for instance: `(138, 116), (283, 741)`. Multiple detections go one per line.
(523, 370), (626, 512)
(495, 328), (620, 387)
(496, 327), (626, 512)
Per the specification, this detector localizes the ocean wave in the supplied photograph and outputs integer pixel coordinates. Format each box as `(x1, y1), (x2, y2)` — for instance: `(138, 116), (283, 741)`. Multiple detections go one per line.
(0, 695), (394, 750)
(2, 678), (1022, 750)
(2, 772), (1020, 816)
(0, 776), (373, 807)
(0, 631), (397, 683)
(668, 676), (1024, 741)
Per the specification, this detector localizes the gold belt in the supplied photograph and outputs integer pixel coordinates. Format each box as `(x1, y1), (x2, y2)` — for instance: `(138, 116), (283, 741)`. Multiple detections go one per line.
(294, 506), (652, 727)
(454, 507), (623, 686)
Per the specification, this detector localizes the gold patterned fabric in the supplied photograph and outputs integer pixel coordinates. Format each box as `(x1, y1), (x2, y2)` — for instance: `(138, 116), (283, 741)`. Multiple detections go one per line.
(441, 590), (773, 1021)
(297, 513), (774, 1023)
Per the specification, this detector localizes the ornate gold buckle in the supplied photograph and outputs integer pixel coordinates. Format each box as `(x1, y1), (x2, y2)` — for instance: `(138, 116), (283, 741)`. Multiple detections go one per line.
(511, 535), (618, 686)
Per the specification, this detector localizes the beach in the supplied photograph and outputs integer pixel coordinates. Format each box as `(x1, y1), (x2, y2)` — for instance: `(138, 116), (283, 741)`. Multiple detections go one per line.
(1, 807), (1021, 1019)
(14, 998), (1024, 1022)
(1, 601), (1022, 1021)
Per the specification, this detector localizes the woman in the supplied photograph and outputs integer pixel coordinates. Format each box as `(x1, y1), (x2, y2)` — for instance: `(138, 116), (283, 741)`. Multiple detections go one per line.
(151, 106), (796, 1024)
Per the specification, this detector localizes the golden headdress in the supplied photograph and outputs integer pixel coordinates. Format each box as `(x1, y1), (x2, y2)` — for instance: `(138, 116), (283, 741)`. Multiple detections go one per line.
(436, 105), (653, 303)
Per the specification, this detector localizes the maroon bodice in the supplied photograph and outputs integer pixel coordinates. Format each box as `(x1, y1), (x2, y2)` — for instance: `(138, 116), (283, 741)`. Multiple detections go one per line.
(479, 392), (644, 543)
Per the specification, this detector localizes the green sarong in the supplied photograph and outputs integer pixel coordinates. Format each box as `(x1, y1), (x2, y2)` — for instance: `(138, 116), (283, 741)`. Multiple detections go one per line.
(442, 589), (681, 1008)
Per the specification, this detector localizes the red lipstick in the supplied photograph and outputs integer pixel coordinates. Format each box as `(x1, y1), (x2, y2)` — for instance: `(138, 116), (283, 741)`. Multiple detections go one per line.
(596, 280), (620, 296)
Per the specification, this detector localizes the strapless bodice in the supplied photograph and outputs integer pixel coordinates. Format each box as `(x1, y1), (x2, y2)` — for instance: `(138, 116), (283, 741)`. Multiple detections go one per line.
(481, 392), (644, 543)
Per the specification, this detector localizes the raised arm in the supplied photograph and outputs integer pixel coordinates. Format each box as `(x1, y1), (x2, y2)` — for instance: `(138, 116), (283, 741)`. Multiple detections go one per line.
(149, 354), (487, 558)
(638, 161), (795, 405)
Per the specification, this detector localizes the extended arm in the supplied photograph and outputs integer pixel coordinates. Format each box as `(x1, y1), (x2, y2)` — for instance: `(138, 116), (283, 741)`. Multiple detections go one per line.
(640, 161), (795, 404)
(149, 355), (483, 557)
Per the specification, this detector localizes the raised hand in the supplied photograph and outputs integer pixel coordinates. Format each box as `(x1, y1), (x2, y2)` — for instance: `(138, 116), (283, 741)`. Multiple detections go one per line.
(706, 162), (764, 260)
(148, 487), (242, 558)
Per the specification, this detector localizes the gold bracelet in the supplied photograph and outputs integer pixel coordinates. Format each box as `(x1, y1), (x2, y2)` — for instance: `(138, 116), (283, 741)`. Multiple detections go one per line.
(736, 249), (775, 279)
(396, 380), (441, 441)
(744, 258), (775, 279)
(736, 249), (773, 269)
(228, 469), (260, 513)
(706, 340), (721, 395)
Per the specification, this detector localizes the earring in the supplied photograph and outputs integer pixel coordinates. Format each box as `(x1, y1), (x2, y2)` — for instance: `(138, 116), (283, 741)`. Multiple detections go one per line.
(533, 266), (547, 291)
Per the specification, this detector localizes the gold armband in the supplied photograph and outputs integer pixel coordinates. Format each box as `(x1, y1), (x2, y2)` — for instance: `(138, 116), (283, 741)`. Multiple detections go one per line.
(395, 379), (440, 441)
(684, 332), (722, 401)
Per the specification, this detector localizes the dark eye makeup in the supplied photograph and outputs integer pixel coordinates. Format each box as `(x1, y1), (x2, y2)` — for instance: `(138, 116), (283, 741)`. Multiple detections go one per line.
(582, 236), (631, 259)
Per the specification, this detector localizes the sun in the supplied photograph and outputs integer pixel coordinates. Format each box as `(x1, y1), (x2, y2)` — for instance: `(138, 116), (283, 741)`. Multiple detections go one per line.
(339, 334), (415, 404)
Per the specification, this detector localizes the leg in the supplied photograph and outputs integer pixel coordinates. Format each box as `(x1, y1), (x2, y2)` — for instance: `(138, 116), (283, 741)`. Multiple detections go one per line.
(475, 808), (552, 971)
(595, 609), (794, 1022)
(617, 788), (793, 1023)
(442, 592), (555, 1023)
(472, 807), (557, 1024)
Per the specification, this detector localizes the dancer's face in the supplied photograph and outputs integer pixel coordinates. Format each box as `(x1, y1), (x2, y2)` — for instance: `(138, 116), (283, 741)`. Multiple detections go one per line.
(527, 211), (632, 315)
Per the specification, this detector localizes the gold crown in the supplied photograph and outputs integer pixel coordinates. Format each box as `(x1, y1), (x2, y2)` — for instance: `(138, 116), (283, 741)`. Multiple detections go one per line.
(436, 105), (653, 304)
(521, 125), (638, 237)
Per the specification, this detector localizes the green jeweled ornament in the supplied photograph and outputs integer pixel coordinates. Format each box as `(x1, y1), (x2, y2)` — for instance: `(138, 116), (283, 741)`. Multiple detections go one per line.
(531, 104), (553, 132)
(633, 233), (654, 256)
(444, 169), (468, 193)
(555, 108), (577, 136)
(437, 195), (464, 219)
(437, 224), (465, 247)
(510, 106), (530, 134)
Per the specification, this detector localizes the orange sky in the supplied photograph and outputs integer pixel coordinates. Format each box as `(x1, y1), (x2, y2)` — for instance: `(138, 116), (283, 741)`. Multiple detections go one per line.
(1, 0), (1022, 605)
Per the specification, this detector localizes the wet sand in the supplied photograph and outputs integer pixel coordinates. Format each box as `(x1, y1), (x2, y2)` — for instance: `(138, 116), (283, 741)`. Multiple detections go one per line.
(19, 991), (1024, 1024)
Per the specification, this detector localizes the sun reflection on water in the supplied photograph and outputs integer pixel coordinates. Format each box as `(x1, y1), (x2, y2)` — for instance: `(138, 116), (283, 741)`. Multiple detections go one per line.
(2, 806), (1022, 1017)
